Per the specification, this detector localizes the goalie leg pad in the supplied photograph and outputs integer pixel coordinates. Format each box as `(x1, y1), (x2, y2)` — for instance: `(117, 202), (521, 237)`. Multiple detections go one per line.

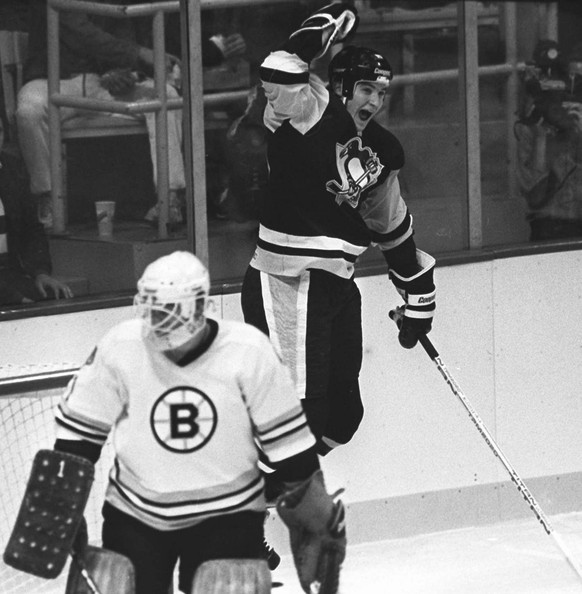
(65, 546), (136, 594)
(277, 471), (346, 594)
(190, 559), (271, 594)
(3, 449), (94, 579)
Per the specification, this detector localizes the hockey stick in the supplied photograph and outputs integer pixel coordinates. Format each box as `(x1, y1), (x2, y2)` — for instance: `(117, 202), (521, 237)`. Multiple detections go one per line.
(389, 308), (582, 584)
(70, 551), (102, 594)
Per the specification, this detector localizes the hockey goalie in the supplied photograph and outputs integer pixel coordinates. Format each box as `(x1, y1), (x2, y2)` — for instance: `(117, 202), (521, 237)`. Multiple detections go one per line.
(3, 250), (347, 594)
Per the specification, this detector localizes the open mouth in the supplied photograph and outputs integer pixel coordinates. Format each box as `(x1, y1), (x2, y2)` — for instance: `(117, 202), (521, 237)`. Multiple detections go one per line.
(358, 110), (373, 122)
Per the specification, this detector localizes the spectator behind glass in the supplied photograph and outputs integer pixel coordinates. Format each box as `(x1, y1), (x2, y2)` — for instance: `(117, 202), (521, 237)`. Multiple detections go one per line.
(162, 8), (247, 220)
(515, 40), (582, 241)
(163, 8), (247, 69)
(0, 118), (72, 305)
(16, 0), (186, 231)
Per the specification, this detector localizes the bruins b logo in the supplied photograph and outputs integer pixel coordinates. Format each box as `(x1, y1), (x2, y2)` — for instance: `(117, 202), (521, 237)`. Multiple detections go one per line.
(150, 386), (217, 453)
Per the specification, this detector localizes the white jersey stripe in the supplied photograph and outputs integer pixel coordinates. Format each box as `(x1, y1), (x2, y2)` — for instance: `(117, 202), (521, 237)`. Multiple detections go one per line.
(260, 419), (311, 446)
(55, 405), (109, 444)
(260, 270), (282, 358)
(295, 274), (309, 398)
(253, 244), (364, 279)
(107, 478), (264, 531)
(257, 410), (305, 441)
(112, 464), (263, 509)
(258, 225), (366, 256)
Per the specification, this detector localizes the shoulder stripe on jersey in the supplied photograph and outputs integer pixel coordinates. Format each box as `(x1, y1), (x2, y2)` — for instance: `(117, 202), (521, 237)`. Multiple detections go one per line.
(260, 66), (309, 85)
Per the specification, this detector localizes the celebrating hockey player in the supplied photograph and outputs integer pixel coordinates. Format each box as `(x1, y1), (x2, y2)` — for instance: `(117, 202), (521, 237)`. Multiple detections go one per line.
(4, 251), (347, 594)
(242, 3), (436, 465)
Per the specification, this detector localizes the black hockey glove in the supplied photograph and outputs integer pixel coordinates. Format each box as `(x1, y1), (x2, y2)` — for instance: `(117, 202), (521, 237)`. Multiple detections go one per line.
(277, 470), (346, 594)
(389, 250), (436, 349)
(287, 2), (359, 61)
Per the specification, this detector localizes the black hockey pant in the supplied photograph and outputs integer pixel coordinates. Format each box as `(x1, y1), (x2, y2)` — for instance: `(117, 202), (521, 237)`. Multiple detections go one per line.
(241, 266), (364, 454)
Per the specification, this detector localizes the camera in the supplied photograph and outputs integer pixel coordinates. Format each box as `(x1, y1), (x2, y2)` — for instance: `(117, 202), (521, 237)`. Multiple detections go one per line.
(520, 40), (582, 129)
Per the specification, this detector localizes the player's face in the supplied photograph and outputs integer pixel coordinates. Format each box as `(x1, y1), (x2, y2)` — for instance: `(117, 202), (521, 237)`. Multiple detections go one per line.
(150, 304), (185, 337)
(346, 81), (388, 132)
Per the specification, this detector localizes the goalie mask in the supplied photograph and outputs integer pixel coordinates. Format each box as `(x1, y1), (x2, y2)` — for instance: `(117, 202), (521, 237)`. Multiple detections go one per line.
(328, 45), (393, 101)
(134, 251), (210, 351)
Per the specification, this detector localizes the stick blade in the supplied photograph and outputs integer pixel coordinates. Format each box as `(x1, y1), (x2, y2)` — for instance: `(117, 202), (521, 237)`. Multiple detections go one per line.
(65, 546), (135, 594)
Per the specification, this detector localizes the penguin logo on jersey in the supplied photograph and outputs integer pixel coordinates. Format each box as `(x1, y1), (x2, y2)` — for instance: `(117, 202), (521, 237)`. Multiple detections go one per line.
(326, 136), (383, 208)
(150, 386), (218, 453)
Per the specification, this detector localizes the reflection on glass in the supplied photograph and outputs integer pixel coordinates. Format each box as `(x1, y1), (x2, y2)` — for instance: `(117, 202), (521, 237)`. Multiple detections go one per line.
(514, 39), (582, 241)
(4, 0), (190, 302)
(481, 2), (582, 246)
(5, 1), (582, 311)
(206, 0), (472, 282)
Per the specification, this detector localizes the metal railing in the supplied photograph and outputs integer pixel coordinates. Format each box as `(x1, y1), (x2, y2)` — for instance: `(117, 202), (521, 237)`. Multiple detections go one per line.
(47, 0), (182, 238)
(0, 367), (77, 397)
(45, 1), (558, 252)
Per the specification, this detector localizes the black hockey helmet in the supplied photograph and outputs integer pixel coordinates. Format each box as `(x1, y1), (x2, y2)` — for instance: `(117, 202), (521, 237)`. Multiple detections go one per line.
(328, 45), (393, 100)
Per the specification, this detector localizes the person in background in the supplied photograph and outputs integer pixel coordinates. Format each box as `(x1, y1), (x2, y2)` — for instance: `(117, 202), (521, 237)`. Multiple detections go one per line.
(163, 8), (247, 70)
(16, 0), (185, 230)
(516, 40), (582, 240)
(241, 3), (436, 495)
(0, 117), (72, 305)
(162, 8), (248, 220)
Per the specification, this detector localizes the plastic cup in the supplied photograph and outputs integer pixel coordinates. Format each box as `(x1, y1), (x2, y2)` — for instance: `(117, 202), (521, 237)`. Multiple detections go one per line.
(95, 201), (115, 238)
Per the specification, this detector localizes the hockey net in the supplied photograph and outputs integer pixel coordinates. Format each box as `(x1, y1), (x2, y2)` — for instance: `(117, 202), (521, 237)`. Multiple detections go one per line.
(0, 364), (114, 593)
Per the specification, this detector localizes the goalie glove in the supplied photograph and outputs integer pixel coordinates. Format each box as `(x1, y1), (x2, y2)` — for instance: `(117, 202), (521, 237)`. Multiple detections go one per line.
(287, 2), (359, 61)
(389, 249), (436, 349)
(277, 470), (346, 594)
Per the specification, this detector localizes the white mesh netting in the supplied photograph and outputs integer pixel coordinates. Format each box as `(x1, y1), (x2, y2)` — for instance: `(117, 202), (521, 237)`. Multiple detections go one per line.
(0, 365), (113, 593)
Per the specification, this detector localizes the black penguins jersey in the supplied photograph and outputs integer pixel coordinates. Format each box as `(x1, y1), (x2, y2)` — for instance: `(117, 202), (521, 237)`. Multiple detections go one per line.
(252, 50), (413, 279)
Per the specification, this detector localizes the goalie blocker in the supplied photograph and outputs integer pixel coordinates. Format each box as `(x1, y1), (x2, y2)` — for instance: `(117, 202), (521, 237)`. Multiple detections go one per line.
(277, 470), (346, 594)
(3, 449), (94, 579)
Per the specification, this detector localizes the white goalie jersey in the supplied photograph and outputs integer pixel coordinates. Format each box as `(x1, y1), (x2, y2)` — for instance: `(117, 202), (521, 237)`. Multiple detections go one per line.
(55, 318), (315, 531)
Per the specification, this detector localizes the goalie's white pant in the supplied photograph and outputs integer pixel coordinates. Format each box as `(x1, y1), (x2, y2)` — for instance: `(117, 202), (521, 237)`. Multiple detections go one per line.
(16, 75), (186, 195)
